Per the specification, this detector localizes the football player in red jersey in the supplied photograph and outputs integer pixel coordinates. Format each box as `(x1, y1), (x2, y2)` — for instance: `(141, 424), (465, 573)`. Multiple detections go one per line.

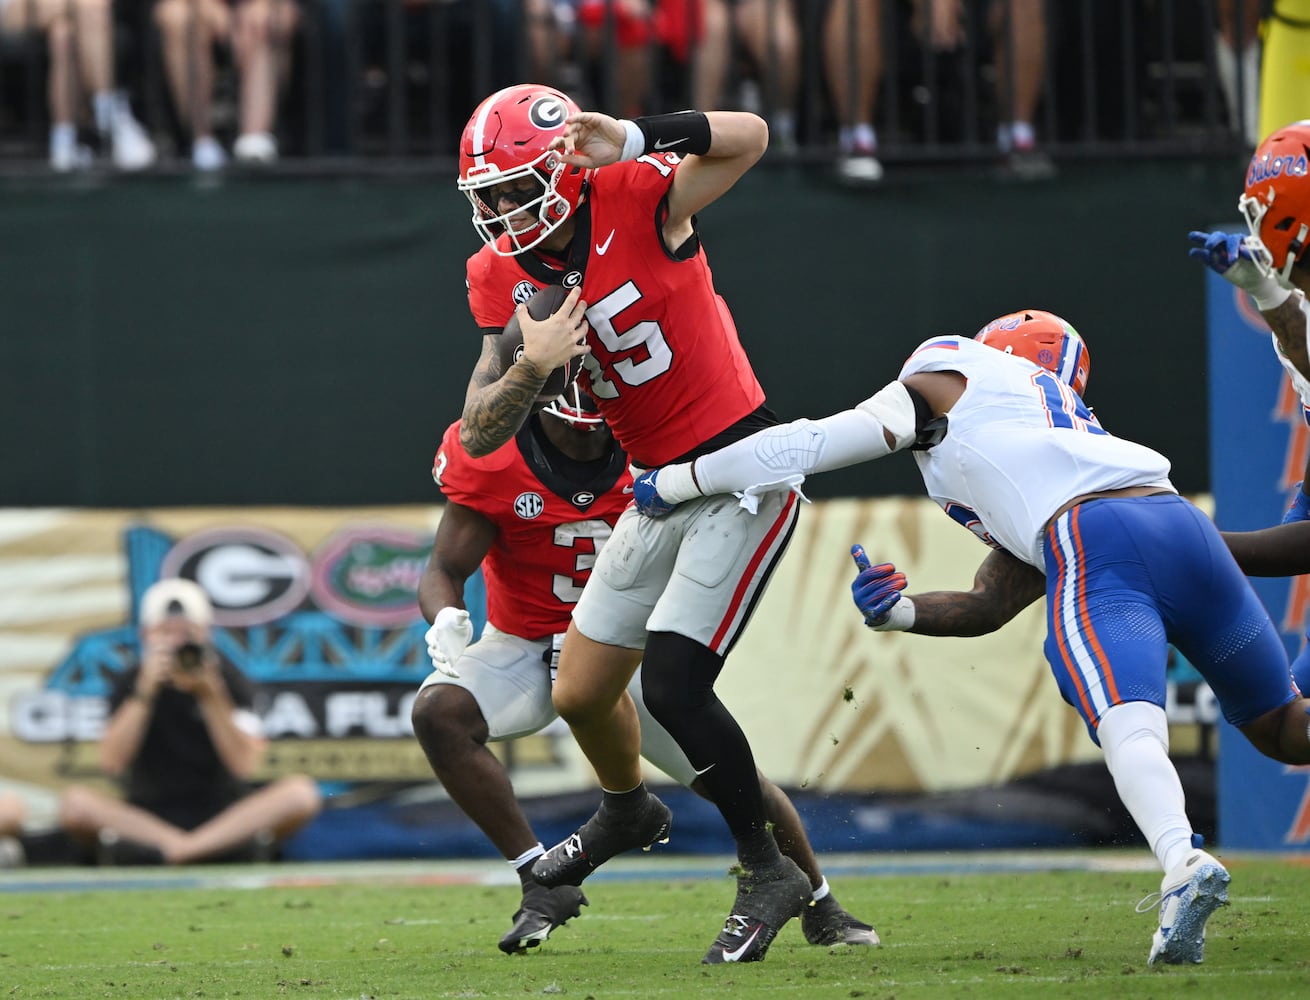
(412, 391), (878, 955)
(455, 85), (811, 963)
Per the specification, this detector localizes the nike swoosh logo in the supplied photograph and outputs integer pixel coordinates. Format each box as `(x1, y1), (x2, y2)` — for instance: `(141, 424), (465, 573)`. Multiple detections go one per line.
(595, 229), (616, 255)
(722, 924), (762, 962)
(693, 762), (715, 776)
(622, 485), (635, 494)
(653, 137), (687, 151)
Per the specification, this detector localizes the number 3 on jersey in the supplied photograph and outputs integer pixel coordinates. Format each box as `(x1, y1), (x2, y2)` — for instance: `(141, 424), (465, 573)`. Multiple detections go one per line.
(552, 519), (613, 604)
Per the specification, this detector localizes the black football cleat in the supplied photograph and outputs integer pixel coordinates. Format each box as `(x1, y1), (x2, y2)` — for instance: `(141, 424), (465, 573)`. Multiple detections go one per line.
(801, 893), (881, 946)
(497, 883), (588, 955)
(532, 792), (672, 888)
(95, 829), (165, 867)
(702, 856), (810, 964)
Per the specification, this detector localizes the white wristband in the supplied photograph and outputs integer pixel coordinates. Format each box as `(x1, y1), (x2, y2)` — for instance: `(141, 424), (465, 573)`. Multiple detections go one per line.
(1253, 281), (1293, 312)
(618, 119), (645, 162)
(869, 596), (915, 632)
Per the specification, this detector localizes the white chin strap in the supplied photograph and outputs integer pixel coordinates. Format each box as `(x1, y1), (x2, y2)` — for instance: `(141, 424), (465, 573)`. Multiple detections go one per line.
(541, 385), (604, 429)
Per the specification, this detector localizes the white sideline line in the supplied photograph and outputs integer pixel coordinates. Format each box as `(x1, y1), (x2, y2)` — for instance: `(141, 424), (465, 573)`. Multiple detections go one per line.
(0, 848), (1186, 895)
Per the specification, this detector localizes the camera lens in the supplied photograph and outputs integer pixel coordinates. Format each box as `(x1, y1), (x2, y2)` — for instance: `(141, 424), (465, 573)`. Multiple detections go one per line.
(176, 642), (203, 671)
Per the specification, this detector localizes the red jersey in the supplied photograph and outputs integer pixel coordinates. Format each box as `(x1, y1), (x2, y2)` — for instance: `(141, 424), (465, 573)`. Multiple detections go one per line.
(432, 419), (633, 639)
(465, 155), (766, 468)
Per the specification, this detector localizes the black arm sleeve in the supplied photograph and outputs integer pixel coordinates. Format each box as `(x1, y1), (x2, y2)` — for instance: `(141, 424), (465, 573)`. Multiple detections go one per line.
(903, 383), (948, 451)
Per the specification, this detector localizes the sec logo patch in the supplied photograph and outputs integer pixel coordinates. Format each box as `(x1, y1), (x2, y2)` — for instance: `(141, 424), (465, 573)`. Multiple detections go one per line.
(514, 492), (545, 519)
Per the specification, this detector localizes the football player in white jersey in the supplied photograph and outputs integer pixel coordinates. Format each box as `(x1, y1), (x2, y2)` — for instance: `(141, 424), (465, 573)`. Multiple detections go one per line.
(632, 308), (1310, 967)
(1189, 119), (1310, 692)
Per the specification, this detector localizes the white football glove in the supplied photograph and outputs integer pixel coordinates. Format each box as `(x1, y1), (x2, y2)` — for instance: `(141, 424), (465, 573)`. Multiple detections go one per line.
(425, 607), (473, 677)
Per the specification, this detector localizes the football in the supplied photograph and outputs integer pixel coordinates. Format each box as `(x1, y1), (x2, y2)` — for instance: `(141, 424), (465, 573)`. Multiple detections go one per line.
(496, 284), (580, 398)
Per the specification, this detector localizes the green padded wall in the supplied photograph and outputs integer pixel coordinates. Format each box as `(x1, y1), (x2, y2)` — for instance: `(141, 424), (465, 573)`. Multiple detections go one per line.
(0, 157), (1242, 505)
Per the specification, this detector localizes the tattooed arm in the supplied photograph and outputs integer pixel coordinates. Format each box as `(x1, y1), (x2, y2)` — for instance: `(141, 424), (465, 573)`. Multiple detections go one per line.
(459, 287), (592, 458)
(458, 334), (554, 457)
(1267, 290), (1310, 382)
(906, 548), (1046, 637)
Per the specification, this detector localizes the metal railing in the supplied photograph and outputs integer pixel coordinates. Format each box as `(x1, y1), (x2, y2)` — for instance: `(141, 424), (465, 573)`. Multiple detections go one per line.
(0, 0), (1265, 174)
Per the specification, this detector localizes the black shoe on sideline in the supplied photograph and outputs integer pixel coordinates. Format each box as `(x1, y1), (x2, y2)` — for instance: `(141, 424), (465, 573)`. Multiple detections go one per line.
(96, 830), (165, 866)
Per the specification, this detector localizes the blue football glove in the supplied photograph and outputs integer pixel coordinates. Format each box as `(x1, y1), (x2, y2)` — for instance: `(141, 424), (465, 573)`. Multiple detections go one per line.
(632, 468), (676, 518)
(850, 544), (907, 627)
(1284, 482), (1310, 524)
(1188, 230), (1255, 277)
(1187, 230), (1287, 309)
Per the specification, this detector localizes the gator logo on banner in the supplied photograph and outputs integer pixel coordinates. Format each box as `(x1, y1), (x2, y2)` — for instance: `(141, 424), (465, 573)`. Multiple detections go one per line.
(310, 526), (431, 627)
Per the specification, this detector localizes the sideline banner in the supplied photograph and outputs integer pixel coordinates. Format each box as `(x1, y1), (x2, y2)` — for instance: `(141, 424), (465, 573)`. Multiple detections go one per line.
(0, 500), (1100, 825)
(1207, 266), (1310, 850)
(0, 509), (466, 799)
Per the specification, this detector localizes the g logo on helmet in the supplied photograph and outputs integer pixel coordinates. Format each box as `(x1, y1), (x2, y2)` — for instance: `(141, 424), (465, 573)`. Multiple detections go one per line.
(529, 97), (567, 131)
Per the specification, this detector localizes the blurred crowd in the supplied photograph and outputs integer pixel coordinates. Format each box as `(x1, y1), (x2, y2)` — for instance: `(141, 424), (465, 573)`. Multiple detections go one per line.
(0, 0), (1281, 177)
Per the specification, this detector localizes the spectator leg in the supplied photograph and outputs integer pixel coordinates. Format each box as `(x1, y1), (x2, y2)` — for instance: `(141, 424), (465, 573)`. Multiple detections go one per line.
(169, 775), (322, 864)
(58, 784), (189, 859)
(991, 0), (1045, 150)
(234, 0), (299, 141)
(692, 0), (732, 110)
(824, 0), (881, 150)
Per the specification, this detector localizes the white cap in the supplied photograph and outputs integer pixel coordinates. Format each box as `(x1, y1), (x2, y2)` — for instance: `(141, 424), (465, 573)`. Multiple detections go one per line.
(139, 578), (214, 628)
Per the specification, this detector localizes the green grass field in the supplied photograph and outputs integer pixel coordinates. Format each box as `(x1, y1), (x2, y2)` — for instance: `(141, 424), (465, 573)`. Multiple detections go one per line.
(2, 852), (1308, 999)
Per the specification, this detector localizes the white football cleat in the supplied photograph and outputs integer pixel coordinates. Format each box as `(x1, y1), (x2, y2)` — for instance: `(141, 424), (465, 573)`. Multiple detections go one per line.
(1139, 849), (1230, 965)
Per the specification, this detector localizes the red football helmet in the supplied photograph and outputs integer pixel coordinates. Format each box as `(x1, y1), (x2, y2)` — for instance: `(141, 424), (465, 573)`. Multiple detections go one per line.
(541, 377), (605, 431)
(458, 84), (591, 256)
(975, 309), (1091, 396)
(1239, 120), (1310, 284)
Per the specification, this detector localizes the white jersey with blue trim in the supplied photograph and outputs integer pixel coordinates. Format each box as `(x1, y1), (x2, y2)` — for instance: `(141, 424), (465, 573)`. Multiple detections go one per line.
(899, 336), (1176, 568)
(1270, 294), (1310, 410)
(1272, 335), (1310, 413)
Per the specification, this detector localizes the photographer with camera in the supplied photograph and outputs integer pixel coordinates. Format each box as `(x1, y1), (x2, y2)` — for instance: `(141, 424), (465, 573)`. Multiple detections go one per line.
(57, 579), (322, 865)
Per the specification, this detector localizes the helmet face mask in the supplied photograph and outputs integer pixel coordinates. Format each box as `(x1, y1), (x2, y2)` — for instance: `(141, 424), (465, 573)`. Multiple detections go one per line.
(458, 85), (590, 256)
(974, 309), (1091, 396)
(541, 380), (605, 431)
(1239, 120), (1310, 285)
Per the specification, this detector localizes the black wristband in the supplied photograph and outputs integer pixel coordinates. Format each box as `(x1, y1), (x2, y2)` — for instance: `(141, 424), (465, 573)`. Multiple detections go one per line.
(634, 111), (712, 157)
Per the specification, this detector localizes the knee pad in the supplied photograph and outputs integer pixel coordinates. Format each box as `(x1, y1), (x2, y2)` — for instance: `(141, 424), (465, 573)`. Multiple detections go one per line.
(639, 632), (723, 729)
(1096, 700), (1168, 764)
